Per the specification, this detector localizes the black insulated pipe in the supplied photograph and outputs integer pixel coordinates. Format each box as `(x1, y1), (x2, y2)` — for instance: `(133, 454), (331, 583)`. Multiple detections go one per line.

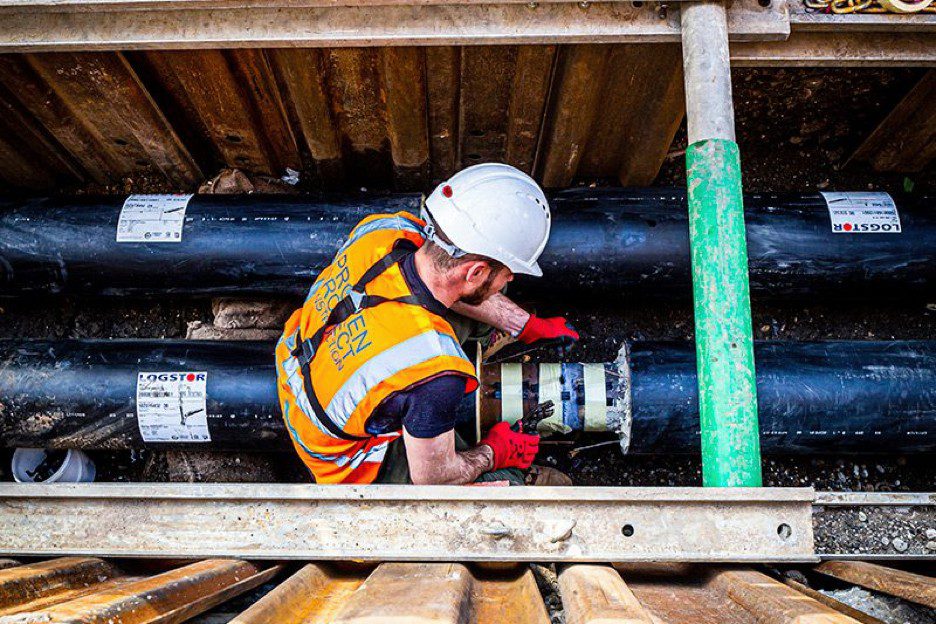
(0, 189), (932, 300)
(0, 339), (933, 454)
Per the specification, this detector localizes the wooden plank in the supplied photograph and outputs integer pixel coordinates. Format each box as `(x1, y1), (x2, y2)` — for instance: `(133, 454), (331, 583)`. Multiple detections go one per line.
(381, 46), (430, 190)
(231, 564), (365, 624)
(575, 43), (684, 186)
(325, 47), (392, 187)
(731, 33), (936, 68)
(782, 577), (886, 624)
(458, 46), (517, 169)
(7, 560), (280, 624)
(425, 46), (460, 184)
(0, 1), (790, 52)
(713, 569), (863, 624)
(0, 52), (199, 187)
(130, 49), (298, 176)
(559, 564), (654, 624)
(472, 566), (550, 624)
(849, 70), (936, 172)
(0, 557), (118, 613)
(0, 78), (83, 189)
(624, 564), (758, 623)
(332, 563), (474, 624)
(505, 45), (556, 175)
(814, 561), (936, 609)
(0, 484), (817, 563)
(266, 48), (343, 186)
(537, 44), (611, 188)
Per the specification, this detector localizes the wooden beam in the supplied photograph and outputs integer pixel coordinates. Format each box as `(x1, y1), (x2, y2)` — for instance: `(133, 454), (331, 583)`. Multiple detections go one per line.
(848, 70), (936, 172)
(574, 43), (685, 186)
(559, 564), (655, 624)
(782, 577), (886, 624)
(266, 48), (344, 186)
(130, 49), (299, 176)
(814, 561), (936, 609)
(0, 485), (816, 562)
(537, 44), (611, 188)
(713, 569), (863, 623)
(231, 564), (365, 624)
(0, 51), (200, 187)
(381, 47), (431, 190)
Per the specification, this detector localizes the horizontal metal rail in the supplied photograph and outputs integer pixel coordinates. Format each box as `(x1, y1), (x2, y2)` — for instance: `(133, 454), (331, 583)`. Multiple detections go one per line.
(0, 485), (816, 563)
(0, 0), (790, 51)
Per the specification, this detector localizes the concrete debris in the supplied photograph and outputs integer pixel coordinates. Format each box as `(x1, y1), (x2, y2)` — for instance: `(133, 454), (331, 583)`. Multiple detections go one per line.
(185, 321), (281, 341)
(198, 168), (299, 195)
(211, 298), (293, 330)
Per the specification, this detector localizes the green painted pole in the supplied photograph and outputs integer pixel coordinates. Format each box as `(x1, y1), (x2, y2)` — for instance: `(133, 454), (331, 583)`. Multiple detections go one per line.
(681, 2), (762, 487)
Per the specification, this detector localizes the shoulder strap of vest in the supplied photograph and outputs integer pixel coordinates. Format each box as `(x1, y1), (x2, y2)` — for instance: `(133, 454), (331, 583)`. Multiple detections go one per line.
(290, 238), (426, 442)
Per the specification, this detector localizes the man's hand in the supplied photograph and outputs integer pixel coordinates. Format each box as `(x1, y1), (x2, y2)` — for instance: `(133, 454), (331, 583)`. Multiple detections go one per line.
(518, 315), (580, 346)
(480, 422), (539, 470)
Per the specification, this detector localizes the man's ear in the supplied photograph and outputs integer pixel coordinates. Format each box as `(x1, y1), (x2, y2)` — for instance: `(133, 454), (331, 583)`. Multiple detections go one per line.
(463, 261), (491, 285)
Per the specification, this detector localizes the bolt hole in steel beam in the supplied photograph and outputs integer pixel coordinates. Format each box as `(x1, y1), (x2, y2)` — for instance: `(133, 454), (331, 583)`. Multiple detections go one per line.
(0, 485), (817, 562)
(777, 523), (792, 540)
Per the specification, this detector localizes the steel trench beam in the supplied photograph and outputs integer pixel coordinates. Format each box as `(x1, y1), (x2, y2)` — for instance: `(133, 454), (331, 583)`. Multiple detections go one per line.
(0, 0), (788, 51)
(731, 32), (936, 68)
(0, 485), (816, 563)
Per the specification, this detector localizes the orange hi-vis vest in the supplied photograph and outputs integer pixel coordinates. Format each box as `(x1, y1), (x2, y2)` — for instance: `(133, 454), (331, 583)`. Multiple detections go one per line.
(275, 211), (478, 484)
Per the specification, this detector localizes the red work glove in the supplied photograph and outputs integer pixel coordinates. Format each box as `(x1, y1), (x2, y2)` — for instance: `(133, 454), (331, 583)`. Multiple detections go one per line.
(518, 315), (580, 346)
(480, 422), (539, 470)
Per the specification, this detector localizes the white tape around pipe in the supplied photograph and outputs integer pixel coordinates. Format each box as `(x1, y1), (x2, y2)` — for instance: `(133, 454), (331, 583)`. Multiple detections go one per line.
(500, 363), (524, 426)
(583, 363), (607, 432)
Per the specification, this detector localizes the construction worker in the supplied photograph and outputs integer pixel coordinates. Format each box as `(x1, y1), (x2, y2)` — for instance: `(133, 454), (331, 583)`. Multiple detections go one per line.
(275, 163), (578, 485)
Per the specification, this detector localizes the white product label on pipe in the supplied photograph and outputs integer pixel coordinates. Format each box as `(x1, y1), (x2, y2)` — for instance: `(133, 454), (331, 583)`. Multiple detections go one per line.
(117, 194), (193, 243)
(136, 371), (210, 443)
(821, 191), (901, 234)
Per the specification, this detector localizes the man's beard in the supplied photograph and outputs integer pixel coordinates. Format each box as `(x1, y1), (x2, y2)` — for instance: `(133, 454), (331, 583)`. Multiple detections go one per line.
(458, 271), (499, 306)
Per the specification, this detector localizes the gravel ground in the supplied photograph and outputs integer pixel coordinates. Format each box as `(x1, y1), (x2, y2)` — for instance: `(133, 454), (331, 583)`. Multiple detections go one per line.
(821, 587), (936, 624)
(813, 506), (936, 557)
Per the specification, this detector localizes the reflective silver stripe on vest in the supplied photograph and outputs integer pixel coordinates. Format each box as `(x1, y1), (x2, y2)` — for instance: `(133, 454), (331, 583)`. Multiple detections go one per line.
(325, 330), (469, 429)
(285, 400), (397, 468)
(278, 335), (337, 440)
(337, 215), (424, 255)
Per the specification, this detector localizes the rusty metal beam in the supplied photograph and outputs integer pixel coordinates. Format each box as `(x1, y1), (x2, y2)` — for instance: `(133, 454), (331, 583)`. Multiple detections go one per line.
(0, 485), (816, 563)
(731, 32), (936, 67)
(0, 1), (788, 52)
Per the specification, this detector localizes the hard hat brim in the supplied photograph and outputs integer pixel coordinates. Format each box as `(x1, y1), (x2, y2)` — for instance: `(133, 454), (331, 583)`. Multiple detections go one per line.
(510, 260), (543, 278)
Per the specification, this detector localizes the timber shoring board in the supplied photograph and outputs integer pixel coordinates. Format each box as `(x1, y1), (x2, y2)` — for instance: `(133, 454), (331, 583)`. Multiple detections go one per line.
(849, 70), (936, 172)
(1, 557), (904, 624)
(814, 561), (936, 609)
(0, 485), (816, 562)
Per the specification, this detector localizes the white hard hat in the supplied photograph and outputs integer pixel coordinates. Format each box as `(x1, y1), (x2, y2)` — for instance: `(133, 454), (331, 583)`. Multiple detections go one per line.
(423, 163), (550, 277)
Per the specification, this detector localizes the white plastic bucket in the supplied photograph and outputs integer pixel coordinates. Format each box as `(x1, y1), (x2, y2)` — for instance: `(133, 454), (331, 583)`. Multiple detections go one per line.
(11, 448), (96, 483)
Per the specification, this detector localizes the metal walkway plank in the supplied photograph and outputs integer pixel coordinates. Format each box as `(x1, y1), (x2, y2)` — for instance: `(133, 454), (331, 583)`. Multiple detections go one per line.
(0, 485), (816, 562)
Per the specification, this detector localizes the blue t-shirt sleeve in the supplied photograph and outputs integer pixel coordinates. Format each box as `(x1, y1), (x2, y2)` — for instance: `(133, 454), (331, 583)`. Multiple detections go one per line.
(399, 375), (468, 439)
